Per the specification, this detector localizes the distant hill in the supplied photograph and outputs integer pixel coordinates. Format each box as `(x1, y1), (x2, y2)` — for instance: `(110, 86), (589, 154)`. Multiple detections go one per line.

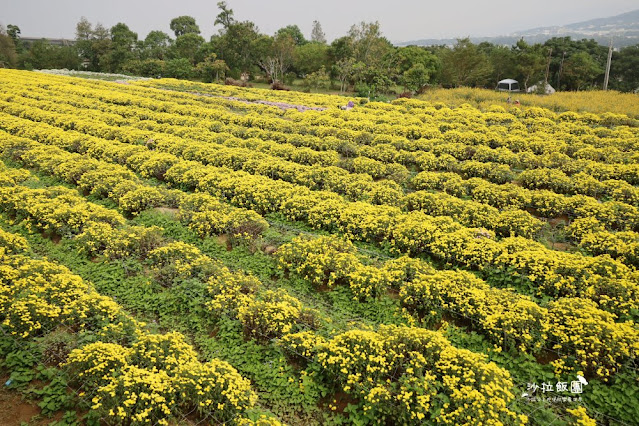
(398, 9), (639, 48)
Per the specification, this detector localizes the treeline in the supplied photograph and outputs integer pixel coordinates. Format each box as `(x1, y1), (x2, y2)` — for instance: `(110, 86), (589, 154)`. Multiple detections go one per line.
(1, 2), (638, 95)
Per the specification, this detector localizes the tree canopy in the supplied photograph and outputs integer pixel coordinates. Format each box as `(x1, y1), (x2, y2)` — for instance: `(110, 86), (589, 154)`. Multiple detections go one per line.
(169, 16), (200, 37)
(3, 11), (637, 95)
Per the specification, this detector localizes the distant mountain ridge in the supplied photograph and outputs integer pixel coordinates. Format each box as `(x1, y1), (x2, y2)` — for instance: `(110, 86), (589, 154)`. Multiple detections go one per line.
(398, 9), (639, 48)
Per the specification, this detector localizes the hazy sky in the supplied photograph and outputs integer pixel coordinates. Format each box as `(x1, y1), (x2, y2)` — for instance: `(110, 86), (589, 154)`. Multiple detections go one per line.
(2, 0), (637, 43)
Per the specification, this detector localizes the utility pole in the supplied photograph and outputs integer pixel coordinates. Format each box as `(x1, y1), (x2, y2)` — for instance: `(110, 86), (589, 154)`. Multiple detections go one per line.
(603, 39), (613, 90)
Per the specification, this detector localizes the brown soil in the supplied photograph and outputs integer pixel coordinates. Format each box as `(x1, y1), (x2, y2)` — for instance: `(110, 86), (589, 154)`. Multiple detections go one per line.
(216, 234), (232, 251)
(263, 245), (278, 255)
(387, 287), (400, 299)
(443, 312), (473, 329)
(322, 390), (359, 414)
(536, 350), (561, 365)
(525, 207), (542, 218)
(40, 232), (61, 244)
(154, 207), (179, 216)
(551, 242), (572, 252)
(548, 214), (570, 227)
(0, 385), (41, 426)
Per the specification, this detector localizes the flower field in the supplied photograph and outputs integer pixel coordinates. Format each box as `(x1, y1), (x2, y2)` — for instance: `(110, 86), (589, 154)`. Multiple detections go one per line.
(0, 69), (637, 425)
(417, 87), (639, 119)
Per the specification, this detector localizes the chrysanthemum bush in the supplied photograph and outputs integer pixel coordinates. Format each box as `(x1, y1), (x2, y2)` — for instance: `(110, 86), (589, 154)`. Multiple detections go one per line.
(0, 166), (316, 348)
(206, 263), (323, 341)
(0, 132), (269, 244)
(0, 228), (259, 425)
(66, 333), (257, 425)
(281, 326), (527, 425)
(0, 253), (139, 341)
(280, 235), (639, 379)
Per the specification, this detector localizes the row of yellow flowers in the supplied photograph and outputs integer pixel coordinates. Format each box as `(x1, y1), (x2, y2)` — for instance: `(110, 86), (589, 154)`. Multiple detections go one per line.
(280, 326), (527, 425)
(2, 95), (635, 245)
(7, 75), (639, 193)
(0, 223), (259, 425)
(277, 235), (639, 378)
(0, 162), (315, 345)
(3, 74), (638, 236)
(0, 165), (534, 424)
(1, 107), (635, 317)
(412, 171), (639, 232)
(6, 72), (639, 193)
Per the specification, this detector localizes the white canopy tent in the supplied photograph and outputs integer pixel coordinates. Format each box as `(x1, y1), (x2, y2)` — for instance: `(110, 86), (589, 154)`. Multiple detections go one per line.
(496, 79), (520, 92)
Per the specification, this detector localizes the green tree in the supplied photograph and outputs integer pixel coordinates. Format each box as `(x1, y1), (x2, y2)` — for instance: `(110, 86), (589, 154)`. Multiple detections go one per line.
(211, 2), (266, 75)
(610, 44), (639, 92)
(257, 33), (296, 83)
(213, 20), (261, 74)
(6, 25), (22, 52)
(354, 64), (393, 97)
(196, 53), (229, 82)
(477, 42), (517, 84)
(348, 21), (392, 65)
(6, 24), (20, 43)
(170, 16), (200, 37)
(143, 30), (172, 60)
(140, 59), (165, 77)
(333, 57), (355, 93)
(562, 51), (603, 90)
(396, 46), (438, 74)
(75, 17), (94, 67)
(543, 37), (607, 90)
(302, 66), (330, 91)
(340, 21), (395, 95)
(107, 23), (138, 72)
(26, 39), (56, 69)
(53, 45), (81, 70)
(111, 23), (137, 48)
(402, 63), (431, 92)
(214, 1), (235, 29)
(293, 42), (328, 76)
(328, 36), (354, 64)
(172, 33), (204, 64)
(123, 58), (166, 77)
(276, 25), (306, 46)
(194, 41), (216, 64)
(75, 18), (112, 71)
(440, 38), (492, 87)
(165, 58), (193, 78)
(0, 25), (18, 68)
(513, 39), (547, 91)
